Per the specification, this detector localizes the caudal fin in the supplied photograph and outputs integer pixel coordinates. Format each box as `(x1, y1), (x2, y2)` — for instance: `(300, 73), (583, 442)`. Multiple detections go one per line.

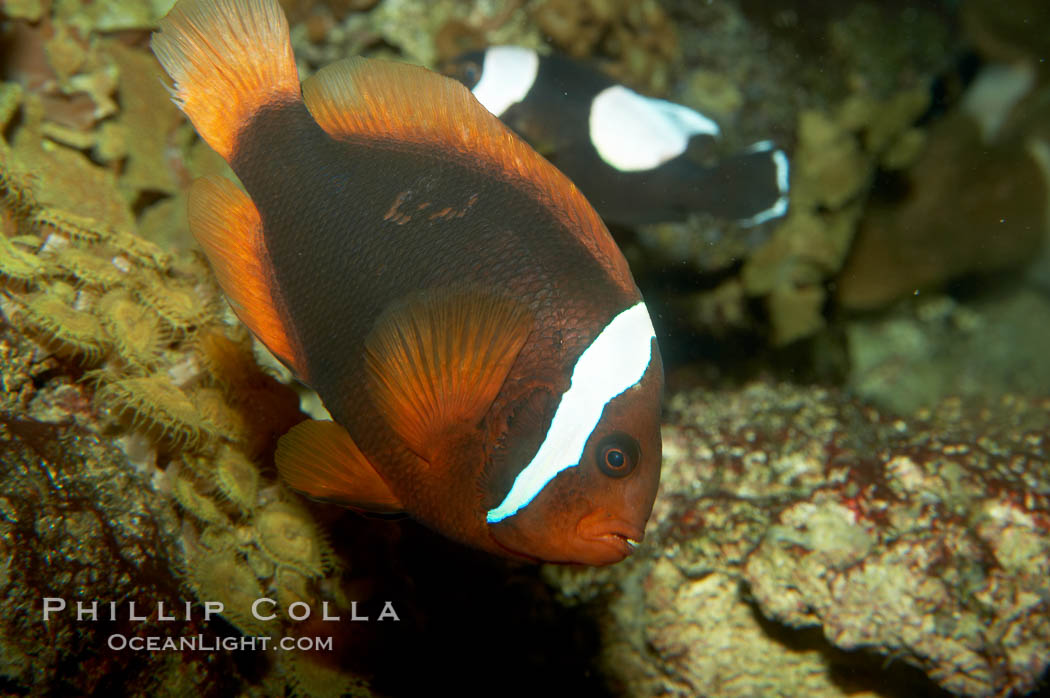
(697, 141), (790, 227)
(151, 0), (300, 161)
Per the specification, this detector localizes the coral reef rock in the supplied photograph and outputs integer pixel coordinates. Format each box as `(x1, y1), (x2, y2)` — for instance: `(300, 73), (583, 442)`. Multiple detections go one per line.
(545, 383), (1050, 697)
(846, 289), (1050, 416)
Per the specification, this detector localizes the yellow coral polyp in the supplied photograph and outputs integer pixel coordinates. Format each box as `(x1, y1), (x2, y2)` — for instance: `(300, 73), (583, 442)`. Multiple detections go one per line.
(136, 276), (212, 331)
(255, 502), (325, 578)
(96, 290), (170, 368)
(186, 551), (267, 636)
(0, 147), (37, 216)
(53, 247), (128, 289)
(242, 545), (276, 579)
(112, 231), (171, 270)
(274, 567), (315, 613)
(18, 287), (109, 361)
(172, 468), (229, 525)
(192, 387), (248, 444)
(197, 523), (238, 553)
(31, 207), (114, 245)
(0, 234), (47, 287)
(97, 375), (216, 447)
(214, 445), (259, 514)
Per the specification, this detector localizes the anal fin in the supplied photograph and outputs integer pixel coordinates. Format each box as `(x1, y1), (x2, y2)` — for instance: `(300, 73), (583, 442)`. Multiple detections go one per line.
(188, 175), (305, 379)
(364, 286), (533, 463)
(276, 419), (403, 513)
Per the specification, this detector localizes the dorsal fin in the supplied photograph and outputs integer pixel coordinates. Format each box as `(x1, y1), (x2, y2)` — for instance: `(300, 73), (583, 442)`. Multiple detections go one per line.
(187, 175), (304, 378)
(301, 57), (633, 291)
(364, 286), (533, 463)
(151, 0), (300, 161)
(276, 419), (403, 513)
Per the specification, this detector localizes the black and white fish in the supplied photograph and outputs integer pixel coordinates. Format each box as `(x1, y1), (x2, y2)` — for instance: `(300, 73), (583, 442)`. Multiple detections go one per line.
(446, 46), (790, 227)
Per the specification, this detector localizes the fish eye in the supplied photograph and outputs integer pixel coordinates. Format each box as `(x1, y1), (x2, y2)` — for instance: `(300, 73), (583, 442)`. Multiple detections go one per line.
(596, 432), (639, 478)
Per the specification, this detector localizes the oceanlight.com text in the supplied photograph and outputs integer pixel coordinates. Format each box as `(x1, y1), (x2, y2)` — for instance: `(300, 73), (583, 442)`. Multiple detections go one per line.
(107, 633), (333, 652)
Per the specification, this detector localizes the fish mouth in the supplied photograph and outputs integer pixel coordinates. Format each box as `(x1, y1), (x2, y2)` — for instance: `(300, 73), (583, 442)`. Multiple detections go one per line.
(577, 511), (645, 562)
(595, 533), (641, 560)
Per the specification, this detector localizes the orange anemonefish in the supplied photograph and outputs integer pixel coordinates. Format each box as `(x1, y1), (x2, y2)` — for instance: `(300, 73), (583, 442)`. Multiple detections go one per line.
(152, 0), (663, 565)
(444, 46), (790, 227)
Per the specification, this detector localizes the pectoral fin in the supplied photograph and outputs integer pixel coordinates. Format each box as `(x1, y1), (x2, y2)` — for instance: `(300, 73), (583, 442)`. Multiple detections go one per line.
(364, 286), (532, 463)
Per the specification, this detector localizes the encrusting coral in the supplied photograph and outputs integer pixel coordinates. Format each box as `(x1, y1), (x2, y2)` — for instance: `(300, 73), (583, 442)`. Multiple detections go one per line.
(545, 383), (1050, 697)
(0, 22), (369, 693)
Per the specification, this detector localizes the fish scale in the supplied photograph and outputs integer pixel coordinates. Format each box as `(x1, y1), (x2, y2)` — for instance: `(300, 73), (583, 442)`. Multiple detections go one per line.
(232, 101), (618, 404)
